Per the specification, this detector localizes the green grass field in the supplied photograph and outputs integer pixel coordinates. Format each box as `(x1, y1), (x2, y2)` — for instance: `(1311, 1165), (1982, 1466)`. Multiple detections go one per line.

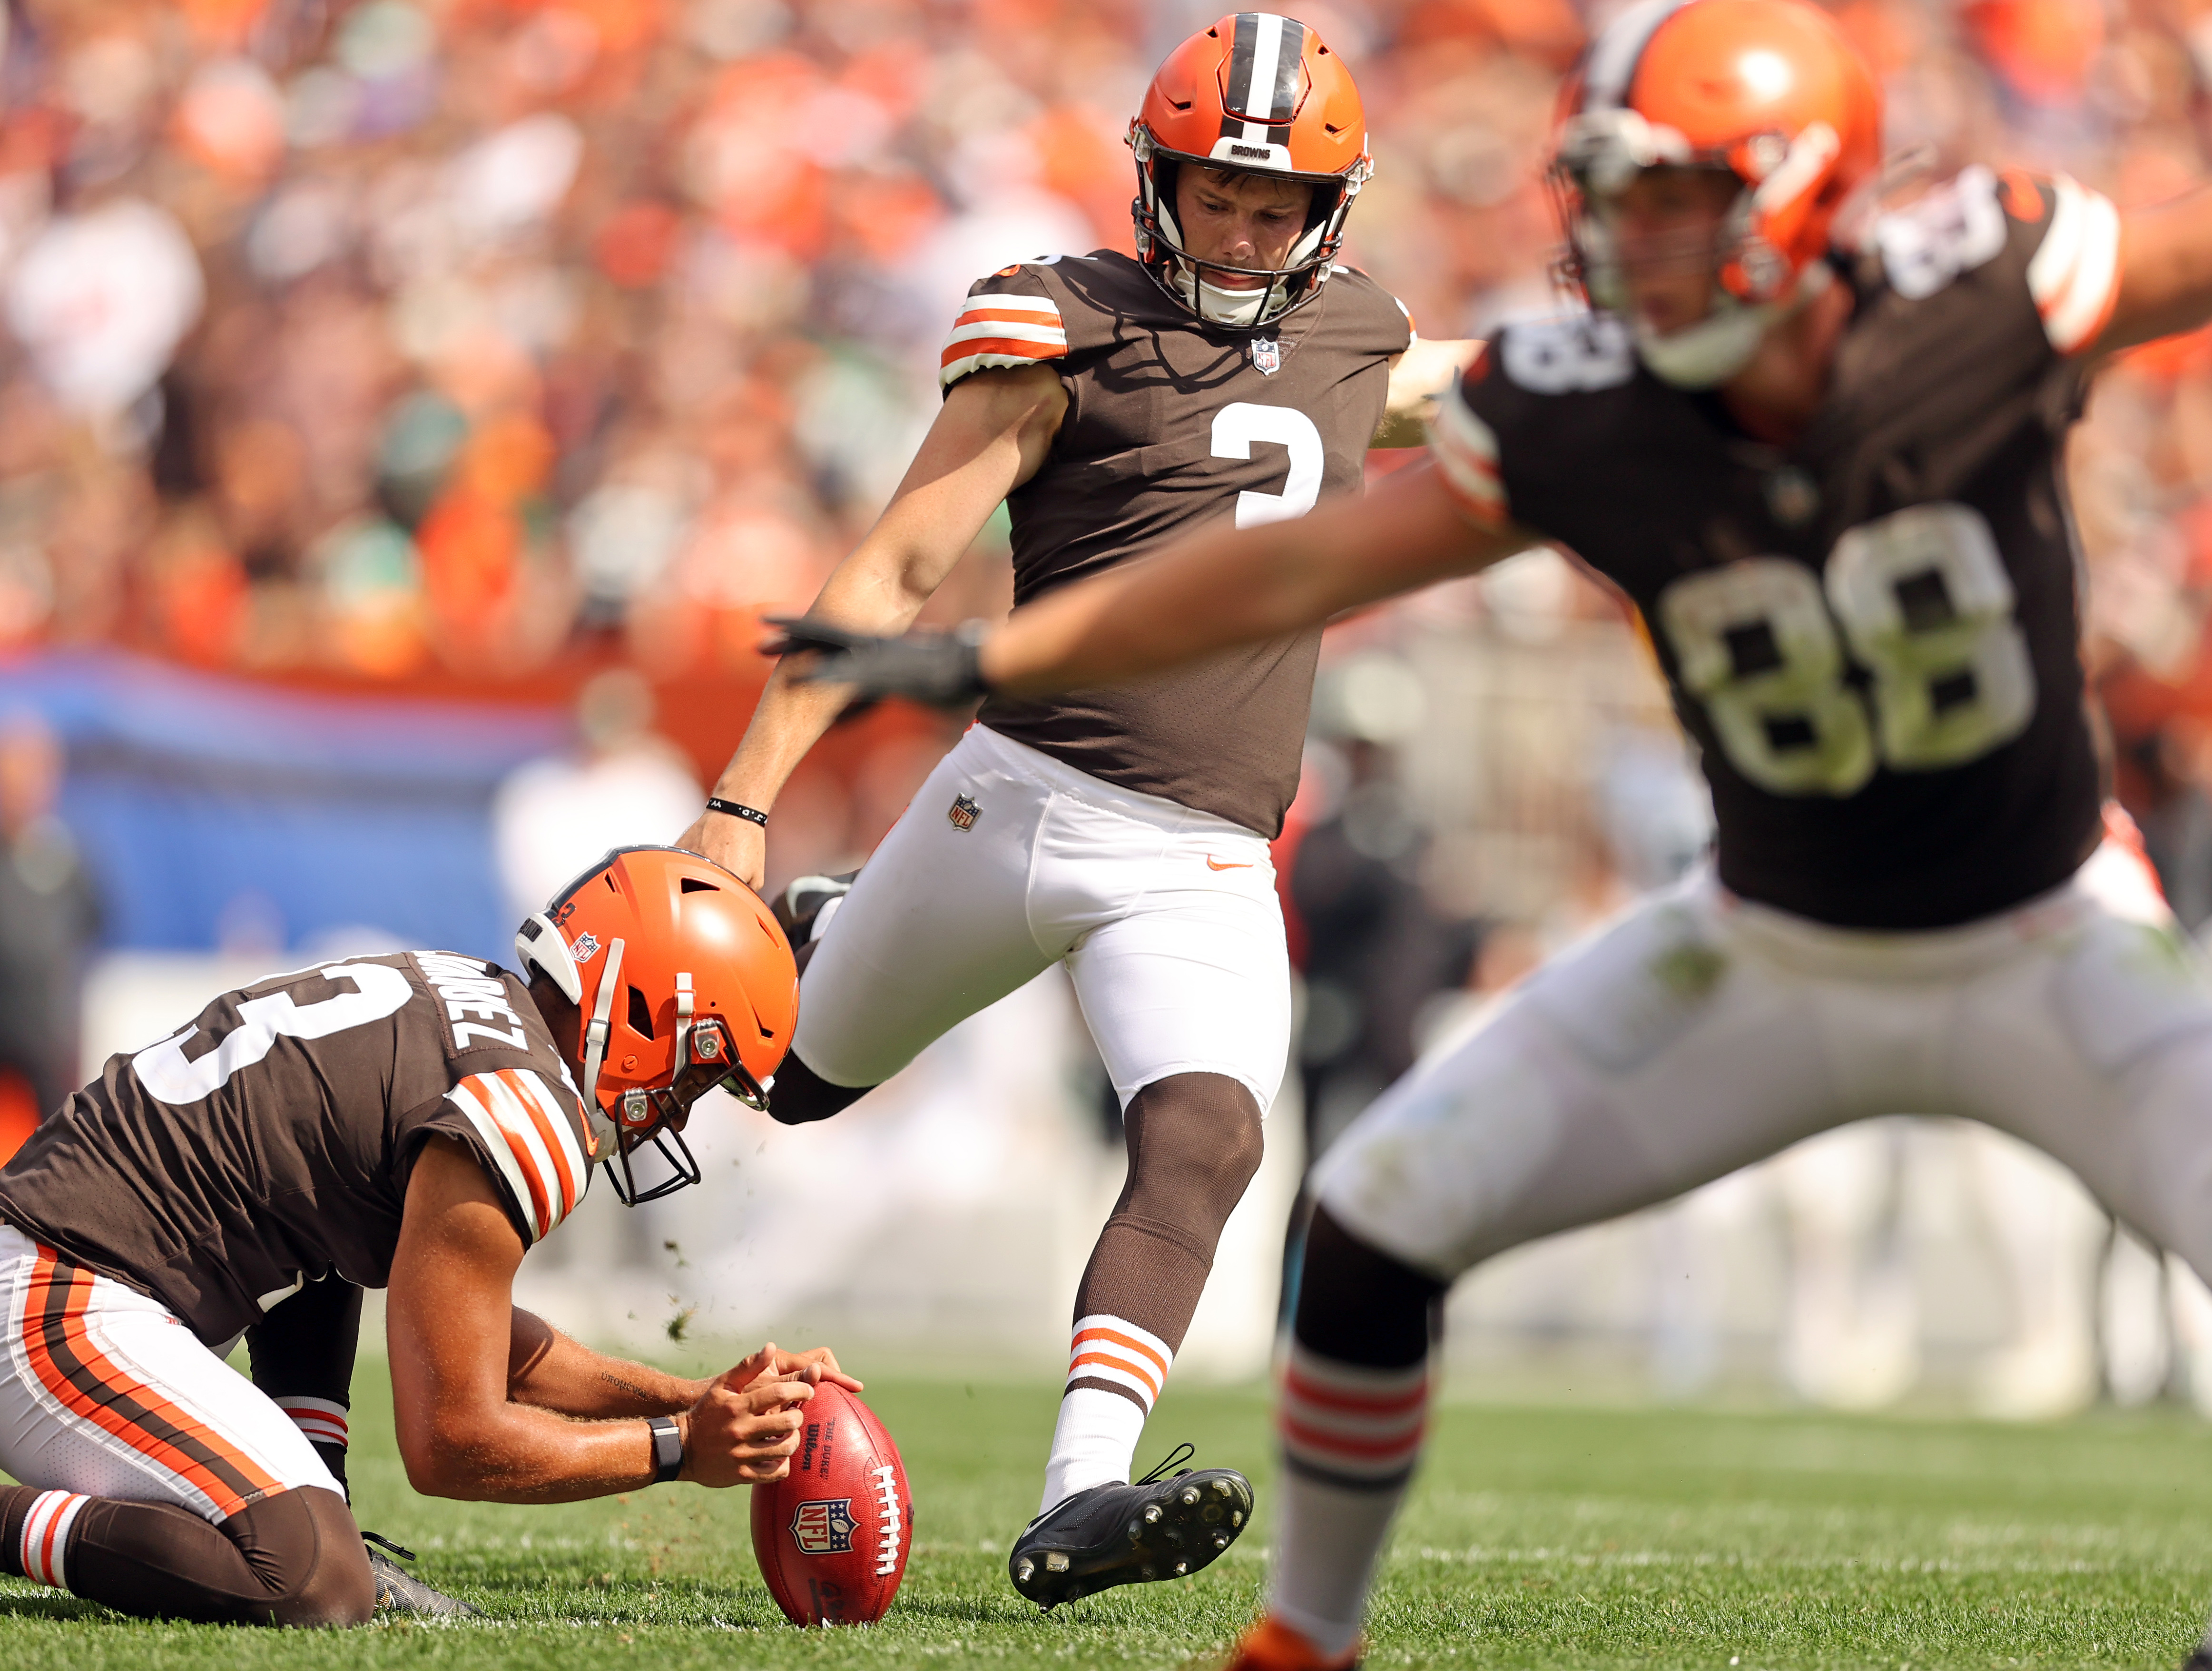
(7, 1367), (2212, 1669)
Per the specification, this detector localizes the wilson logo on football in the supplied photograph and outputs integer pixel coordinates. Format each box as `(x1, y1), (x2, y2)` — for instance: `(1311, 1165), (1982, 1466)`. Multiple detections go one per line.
(791, 1498), (858, 1555)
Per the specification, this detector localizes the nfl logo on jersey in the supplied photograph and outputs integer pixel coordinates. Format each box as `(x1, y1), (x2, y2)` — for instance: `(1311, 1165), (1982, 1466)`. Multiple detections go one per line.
(1250, 337), (1281, 376)
(948, 794), (980, 831)
(791, 1498), (858, 1555)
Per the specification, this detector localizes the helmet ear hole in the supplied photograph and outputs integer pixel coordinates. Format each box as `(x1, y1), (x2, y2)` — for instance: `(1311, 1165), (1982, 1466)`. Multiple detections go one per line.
(627, 986), (655, 1039)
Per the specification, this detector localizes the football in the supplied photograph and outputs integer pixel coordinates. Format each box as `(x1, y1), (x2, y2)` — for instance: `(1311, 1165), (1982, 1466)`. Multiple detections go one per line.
(750, 1380), (913, 1625)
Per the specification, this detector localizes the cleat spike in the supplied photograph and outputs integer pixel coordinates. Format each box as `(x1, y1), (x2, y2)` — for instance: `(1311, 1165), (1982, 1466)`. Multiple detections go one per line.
(1173, 1560), (1188, 1575)
(1180, 1485), (1200, 1505)
(1232, 1509), (1244, 1526)
(1015, 1557), (1035, 1583)
(1143, 1504), (1163, 1524)
(1214, 1479), (1234, 1497)
(1045, 1552), (1070, 1573)
(1213, 1533), (1229, 1549)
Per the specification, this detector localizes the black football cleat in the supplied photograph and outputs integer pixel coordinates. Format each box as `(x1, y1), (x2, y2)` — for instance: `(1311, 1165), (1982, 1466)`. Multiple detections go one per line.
(1007, 1444), (1254, 1610)
(776, 871), (857, 945)
(2182, 1641), (2212, 1671)
(364, 1530), (479, 1618)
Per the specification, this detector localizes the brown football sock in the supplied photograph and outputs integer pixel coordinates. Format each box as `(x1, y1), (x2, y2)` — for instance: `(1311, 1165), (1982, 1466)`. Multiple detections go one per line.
(0, 1484), (373, 1627)
(1067, 1071), (1265, 1403)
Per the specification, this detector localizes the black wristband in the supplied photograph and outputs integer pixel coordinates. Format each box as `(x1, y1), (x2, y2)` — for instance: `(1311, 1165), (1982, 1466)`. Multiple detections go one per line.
(648, 1415), (684, 1484)
(705, 798), (768, 828)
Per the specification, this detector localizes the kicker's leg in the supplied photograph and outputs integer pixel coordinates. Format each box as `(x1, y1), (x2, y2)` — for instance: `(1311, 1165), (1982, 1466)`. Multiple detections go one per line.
(1265, 1206), (1444, 1665)
(1044, 1070), (1264, 1508)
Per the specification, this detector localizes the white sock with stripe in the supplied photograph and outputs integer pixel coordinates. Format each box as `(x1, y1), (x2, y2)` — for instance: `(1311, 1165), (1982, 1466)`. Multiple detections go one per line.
(1040, 1314), (1171, 1513)
(276, 1394), (350, 1451)
(1268, 1342), (1432, 1660)
(17, 1490), (90, 1590)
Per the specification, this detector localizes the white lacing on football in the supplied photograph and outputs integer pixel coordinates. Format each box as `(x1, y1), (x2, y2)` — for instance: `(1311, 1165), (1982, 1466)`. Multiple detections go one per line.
(871, 1463), (902, 1576)
(2027, 174), (2122, 355)
(940, 292), (1067, 389)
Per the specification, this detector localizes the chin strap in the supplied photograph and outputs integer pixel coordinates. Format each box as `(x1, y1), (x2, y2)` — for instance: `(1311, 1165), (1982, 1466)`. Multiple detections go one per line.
(579, 936), (624, 1121)
(1635, 261), (1833, 390)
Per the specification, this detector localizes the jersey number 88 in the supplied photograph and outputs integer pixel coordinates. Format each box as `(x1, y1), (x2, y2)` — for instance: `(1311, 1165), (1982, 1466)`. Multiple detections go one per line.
(1657, 502), (2037, 796)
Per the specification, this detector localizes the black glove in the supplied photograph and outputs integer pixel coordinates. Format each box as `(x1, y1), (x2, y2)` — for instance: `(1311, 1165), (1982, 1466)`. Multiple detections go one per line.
(766, 616), (992, 707)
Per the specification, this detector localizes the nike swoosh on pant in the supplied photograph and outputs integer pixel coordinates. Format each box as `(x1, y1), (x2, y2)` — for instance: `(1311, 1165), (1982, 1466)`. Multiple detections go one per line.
(1206, 857), (1254, 871)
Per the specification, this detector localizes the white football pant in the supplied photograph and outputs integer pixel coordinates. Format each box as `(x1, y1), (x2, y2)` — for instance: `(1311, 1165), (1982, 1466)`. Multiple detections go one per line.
(1316, 839), (2212, 1289)
(0, 1226), (338, 1525)
(792, 723), (1293, 1112)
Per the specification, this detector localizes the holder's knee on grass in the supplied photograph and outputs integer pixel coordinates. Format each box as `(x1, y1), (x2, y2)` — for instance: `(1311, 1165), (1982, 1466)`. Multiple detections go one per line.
(2, 1483), (374, 1627)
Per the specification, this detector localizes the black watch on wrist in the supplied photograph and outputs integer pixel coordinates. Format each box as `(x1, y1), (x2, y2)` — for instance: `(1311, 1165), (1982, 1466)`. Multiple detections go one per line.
(648, 1415), (683, 1484)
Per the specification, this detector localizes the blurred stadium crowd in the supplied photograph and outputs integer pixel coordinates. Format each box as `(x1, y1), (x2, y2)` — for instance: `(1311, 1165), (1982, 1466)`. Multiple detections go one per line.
(0, 0), (2211, 1409)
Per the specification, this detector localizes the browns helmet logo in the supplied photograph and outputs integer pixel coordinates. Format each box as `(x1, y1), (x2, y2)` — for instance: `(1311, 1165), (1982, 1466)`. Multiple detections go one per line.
(791, 1497), (858, 1554)
(948, 794), (979, 831)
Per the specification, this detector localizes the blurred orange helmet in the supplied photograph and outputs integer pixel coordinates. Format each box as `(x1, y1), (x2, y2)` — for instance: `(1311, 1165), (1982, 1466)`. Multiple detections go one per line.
(1551, 0), (1882, 385)
(515, 845), (797, 1204)
(1128, 12), (1373, 327)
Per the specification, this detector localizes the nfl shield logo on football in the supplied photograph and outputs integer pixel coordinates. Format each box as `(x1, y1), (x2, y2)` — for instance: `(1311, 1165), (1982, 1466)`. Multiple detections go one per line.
(1250, 337), (1281, 376)
(948, 793), (980, 831)
(791, 1497), (858, 1555)
(569, 932), (601, 963)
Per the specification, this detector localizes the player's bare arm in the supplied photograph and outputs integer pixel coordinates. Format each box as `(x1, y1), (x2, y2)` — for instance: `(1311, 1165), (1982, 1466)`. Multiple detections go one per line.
(387, 1136), (825, 1502)
(2095, 181), (2212, 354)
(507, 1309), (858, 1418)
(1373, 337), (1484, 447)
(679, 363), (1066, 886)
(969, 467), (1528, 698)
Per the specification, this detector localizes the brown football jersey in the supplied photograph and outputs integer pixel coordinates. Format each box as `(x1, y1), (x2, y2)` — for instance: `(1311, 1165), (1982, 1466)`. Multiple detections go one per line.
(0, 951), (593, 1343)
(942, 251), (1413, 836)
(1429, 170), (2118, 930)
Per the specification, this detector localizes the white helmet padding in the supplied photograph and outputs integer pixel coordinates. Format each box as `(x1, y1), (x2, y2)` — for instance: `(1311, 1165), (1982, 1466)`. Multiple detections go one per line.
(514, 912), (582, 1004)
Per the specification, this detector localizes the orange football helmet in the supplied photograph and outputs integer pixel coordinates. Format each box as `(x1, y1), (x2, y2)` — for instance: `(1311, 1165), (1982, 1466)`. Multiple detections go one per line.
(1550, 0), (1881, 385)
(1129, 12), (1372, 327)
(515, 845), (797, 1204)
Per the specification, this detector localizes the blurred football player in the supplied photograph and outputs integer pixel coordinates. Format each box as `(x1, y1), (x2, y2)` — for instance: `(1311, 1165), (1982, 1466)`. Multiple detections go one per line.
(0, 846), (855, 1627)
(677, 12), (1475, 1608)
(768, 0), (2212, 1661)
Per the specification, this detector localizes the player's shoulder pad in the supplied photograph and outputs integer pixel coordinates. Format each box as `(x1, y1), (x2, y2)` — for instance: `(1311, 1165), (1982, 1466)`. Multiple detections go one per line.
(443, 1064), (593, 1245)
(1873, 165), (2120, 354)
(1488, 311), (1636, 398)
(2008, 169), (2123, 355)
(1321, 263), (1418, 351)
(1426, 342), (1510, 529)
(942, 256), (1089, 392)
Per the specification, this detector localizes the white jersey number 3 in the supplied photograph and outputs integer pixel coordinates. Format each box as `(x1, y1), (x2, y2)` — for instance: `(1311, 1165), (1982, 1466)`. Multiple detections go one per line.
(136, 961), (415, 1105)
(1212, 403), (1324, 529)
(1657, 502), (2036, 796)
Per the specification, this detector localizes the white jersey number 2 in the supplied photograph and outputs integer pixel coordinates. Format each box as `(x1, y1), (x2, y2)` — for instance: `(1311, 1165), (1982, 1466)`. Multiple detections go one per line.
(1657, 502), (2037, 796)
(1212, 403), (1324, 529)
